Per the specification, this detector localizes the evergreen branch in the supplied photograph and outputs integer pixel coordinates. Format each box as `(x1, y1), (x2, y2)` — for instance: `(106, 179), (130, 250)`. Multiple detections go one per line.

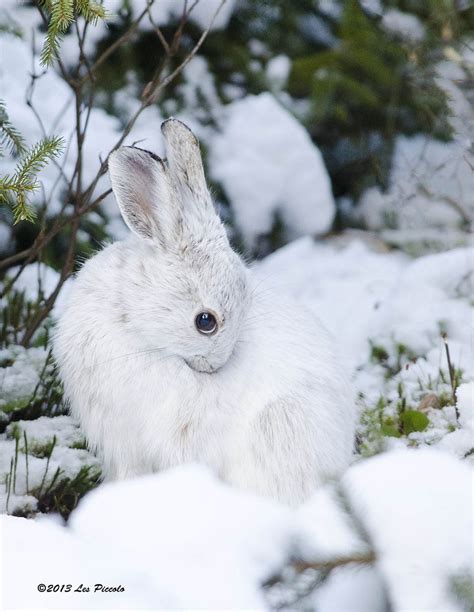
(0, 136), (64, 223)
(14, 136), (64, 188)
(0, 100), (26, 156)
(40, 19), (64, 66)
(36, 0), (53, 9)
(76, 0), (106, 25)
(53, 0), (74, 31)
(39, 0), (107, 66)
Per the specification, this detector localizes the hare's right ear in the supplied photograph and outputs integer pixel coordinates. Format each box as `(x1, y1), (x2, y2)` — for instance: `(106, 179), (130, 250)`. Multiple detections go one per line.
(108, 147), (178, 247)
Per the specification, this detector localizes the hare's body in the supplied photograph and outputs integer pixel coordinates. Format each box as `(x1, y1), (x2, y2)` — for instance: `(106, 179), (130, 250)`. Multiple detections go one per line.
(54, 119), (355, 505)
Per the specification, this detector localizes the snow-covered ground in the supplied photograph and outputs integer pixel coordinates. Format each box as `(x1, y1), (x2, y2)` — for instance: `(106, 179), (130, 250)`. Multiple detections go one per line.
(1, 1), (473, 609)
(1, 236), (472, 609)
(1, 449), (472, 610)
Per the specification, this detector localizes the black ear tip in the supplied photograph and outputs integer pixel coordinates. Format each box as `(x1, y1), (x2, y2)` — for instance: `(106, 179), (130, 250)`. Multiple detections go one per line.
(161, 117), (198, 145)
(109, 146), (164, 170)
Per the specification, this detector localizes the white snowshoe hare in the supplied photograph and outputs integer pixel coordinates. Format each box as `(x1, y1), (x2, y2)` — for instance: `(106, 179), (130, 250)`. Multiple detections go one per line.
(54, 118), (355, 505)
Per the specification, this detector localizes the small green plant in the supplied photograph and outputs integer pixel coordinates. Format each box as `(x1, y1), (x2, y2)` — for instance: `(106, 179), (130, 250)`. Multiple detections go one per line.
(4, 427), (100, 519)
(358, 333), (466, 456)
(35, 464), (101, 519)
(369, 342), (389, 365)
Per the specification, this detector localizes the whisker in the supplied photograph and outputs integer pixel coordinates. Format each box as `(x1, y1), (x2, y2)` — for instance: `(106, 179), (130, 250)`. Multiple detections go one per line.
(97, 346), (169, 366)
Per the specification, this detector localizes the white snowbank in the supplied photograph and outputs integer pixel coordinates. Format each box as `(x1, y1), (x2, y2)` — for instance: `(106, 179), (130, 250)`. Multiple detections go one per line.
(343, 449), (473, 611)
(256, 239), (473, 375)
(1, 450), (471, 610)
(1, 465), (294, 609)
(210, 93), (336, 249)
(256, 237), (407, 369)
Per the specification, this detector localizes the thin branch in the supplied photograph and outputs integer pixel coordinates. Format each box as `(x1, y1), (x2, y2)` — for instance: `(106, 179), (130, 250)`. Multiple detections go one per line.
(418, 183), (470, 226)
(77, 2), (154, 87)
(147, 7), (170, 54)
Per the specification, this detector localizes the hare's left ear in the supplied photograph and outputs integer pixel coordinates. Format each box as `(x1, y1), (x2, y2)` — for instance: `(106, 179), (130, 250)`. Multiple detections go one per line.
(161, 119), (215, 221)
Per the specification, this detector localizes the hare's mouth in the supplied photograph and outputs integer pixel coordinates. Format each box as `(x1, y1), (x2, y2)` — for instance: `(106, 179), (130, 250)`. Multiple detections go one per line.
(184, 356), (218, 374)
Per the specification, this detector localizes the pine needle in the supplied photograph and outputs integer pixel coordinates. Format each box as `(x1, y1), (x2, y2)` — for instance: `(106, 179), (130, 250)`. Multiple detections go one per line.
(40, 0), (107, 66)
(0, 134), (64, 223)
(0, 100), (26, 157)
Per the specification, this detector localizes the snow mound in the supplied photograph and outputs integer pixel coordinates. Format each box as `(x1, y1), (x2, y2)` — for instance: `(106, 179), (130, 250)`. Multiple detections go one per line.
(210, 93), (336, 250)
(343, 449), (473, 611)
(1, 451), (472, 610)
(256, 239), (473, 373)
(297, 449), (473, 611)
(2, 465), (294, 609)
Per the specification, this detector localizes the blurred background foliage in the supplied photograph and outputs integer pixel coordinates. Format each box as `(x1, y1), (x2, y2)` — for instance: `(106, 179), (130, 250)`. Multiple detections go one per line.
(2, 0), (473, 270)
(91, 0), (471, 199)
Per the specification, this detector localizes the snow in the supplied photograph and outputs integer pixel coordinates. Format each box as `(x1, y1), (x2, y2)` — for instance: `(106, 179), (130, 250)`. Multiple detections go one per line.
(313, 566), (387, 612)
(117, 0), (236, 32)
(457, 383), (474, 431)
(266, 55), (291, 89)
(1, 465), (295, 609)
(210, 93), (336, 250)
(0, 222), (11, 254)
(357, 42), (473, 239)
(382, 9), (426, 43)
(1, 451), (471, 610)
(0, 412), (99, 514)
(296, 485), (366, 560)
(6, 415), (85, 450)
(357, 134), (473, 234)
(0, 346), (48, 410)
(255, 237), (408, 370)
(257, 238), (473, 462)
(342, 449), (473, 611)
(6, 263), (60, 301)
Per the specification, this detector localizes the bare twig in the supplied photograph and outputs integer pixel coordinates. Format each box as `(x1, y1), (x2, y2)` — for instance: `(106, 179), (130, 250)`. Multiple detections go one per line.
(418, 183), (471, 226)
(264, 551), (376, 588)
(77, 2), (154, 86)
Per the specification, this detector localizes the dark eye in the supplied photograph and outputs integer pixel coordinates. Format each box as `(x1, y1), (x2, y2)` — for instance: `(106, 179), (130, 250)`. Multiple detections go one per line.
(195, 311), (218, 335)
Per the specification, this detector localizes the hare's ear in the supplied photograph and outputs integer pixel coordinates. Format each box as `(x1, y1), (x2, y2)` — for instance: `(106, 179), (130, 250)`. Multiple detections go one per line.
(108, 147), (178, 247)
(161, 119), (214, 219)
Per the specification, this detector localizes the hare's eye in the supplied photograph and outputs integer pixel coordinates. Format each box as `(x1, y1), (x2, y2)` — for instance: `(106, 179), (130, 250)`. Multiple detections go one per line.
(195, 311), (217, 335)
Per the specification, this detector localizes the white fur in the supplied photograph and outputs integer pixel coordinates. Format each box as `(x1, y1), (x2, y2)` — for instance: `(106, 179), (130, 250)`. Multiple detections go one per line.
(54, 119), (355, 506)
